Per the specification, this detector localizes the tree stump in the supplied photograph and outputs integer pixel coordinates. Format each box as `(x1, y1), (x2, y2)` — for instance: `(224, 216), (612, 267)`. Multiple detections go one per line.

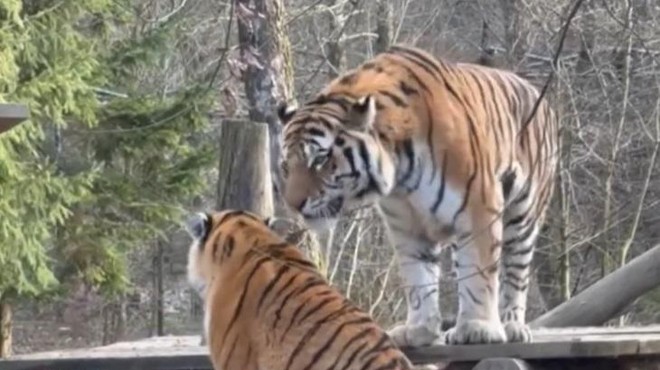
(215, 119), (274, 217)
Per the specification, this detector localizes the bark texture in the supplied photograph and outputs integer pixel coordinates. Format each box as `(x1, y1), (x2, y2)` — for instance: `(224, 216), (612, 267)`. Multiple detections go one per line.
(0, 299), (11, 358)
(236, 0), (294, 200)
(216, 119), (274, 218)
(374, 0), (393, 54)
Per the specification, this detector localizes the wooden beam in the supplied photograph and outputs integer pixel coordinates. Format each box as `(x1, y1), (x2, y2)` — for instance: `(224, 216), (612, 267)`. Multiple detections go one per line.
(0, 104), (29, 134)
(4, 327), (660, 370)
(1, 336), (211, 370)
(531, 244), (660, 328)
(0, 355), (211, 370)
(411, 326), (660, 363)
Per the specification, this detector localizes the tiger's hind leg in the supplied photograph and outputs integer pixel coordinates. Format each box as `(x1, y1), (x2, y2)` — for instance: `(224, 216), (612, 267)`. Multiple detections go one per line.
(385, 227), (444, 348)
(500, 191), (546, 343)
(444, 193), (507, 345)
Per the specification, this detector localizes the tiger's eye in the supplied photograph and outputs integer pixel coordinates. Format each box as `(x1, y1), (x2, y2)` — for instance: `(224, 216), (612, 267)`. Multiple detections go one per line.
(311, 155), (329, 170)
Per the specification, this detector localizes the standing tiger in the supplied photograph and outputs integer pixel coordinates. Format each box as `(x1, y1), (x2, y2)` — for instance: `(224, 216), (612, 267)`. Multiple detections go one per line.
(185, 209), (414, 370)
(275, 45), (558, 346)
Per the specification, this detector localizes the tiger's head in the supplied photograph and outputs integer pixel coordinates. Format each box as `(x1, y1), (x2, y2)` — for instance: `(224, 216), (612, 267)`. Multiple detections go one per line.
(276, 94), (396, 231)
(183, 209), (289, 299)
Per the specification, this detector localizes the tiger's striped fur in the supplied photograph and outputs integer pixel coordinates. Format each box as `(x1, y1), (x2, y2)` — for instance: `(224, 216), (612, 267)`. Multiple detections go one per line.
(276, 45), (559, 345)
(185, 209), (414, 370)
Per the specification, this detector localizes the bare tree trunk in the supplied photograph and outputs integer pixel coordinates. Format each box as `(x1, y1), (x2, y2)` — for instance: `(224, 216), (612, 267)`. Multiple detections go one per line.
(111, 294), (126, 343)
(155, 241), (164, 336)
(531, 244), (660, 328)
(324, 0), (345, 78)
(558, 104), (572, 303)
(115, 294), (126, 342)
(600, 1), (634, 277)
(102, 296), (126, 344)
(216, 119), (274, 217)
(150, 249), (156, 337)
(0, 298), (12, 358)
(373, 0), (393, 54)
(236, 0), (294, 203)
(103, 304), (109, 344)
(558, 192), (571, 303)
(534, 82), (575, 309)
(500, 0), (526, 68)
(537, 136), (573, 306)
(234, 1), (325, 264)
(576, 0), (596, 74)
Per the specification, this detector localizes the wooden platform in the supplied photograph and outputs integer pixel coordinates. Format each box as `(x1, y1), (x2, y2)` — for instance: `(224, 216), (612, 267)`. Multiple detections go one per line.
(0, 103), (29, 134)
(2, 326), (660, 370)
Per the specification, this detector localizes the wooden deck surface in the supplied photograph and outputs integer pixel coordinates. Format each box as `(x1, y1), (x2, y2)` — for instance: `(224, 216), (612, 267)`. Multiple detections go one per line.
(0, 103), (29, 134)
(2, 326), (660, 370)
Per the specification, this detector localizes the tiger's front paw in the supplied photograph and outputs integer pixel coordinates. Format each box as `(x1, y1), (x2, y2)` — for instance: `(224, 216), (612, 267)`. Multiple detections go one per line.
(387, 323), (443, 348)
(503, 321), (532, 343)
(444, 319), (506, 345)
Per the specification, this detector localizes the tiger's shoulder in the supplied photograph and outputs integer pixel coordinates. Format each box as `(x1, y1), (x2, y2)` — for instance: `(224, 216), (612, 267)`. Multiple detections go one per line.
(304, 45), (445, 142)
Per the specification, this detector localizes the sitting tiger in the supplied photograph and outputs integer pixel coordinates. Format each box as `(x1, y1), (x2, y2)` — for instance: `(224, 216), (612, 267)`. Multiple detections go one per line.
(275, 45), (558, 346)
(185, 209), (413, 370)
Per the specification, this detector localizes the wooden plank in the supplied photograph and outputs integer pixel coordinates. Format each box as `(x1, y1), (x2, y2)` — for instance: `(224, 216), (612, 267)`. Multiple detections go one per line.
(448, 356), (660, 370)
(403, 325), (660, 364)
(6, 336), (207, 360)
(531, 325), (660, 338)
(0, 354), (211, 370)
(3, 327), (660, 370)
(0, 103), (29, 134)
(1, 337), (211, 370)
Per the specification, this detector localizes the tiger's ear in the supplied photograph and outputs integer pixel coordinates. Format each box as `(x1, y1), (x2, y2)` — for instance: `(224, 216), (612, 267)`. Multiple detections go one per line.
(347, 95), (376, 131)
(276, 101), (297, 125)
(185, 212), (211, 241)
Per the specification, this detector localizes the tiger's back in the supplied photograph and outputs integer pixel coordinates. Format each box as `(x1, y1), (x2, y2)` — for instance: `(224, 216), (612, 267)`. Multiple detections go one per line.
(317, 46), (557, 190)
(185, 210), (413, 370)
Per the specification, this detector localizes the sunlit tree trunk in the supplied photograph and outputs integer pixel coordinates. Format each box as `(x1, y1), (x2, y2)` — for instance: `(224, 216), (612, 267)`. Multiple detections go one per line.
(236, 0), (294, 206)
(0, 296), (12, 358)
(500, 0), (526, 68)
(373, 0), (392, 54)
(324, 0), (345, 78)
(600, 0), (633, 277)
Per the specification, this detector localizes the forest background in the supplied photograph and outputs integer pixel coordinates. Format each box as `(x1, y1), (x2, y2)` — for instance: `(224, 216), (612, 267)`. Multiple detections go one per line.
(1, 0), (659, 356)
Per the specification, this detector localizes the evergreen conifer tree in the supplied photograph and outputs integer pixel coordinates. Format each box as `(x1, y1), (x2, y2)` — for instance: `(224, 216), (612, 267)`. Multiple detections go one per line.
(0, 1), (216, 354)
